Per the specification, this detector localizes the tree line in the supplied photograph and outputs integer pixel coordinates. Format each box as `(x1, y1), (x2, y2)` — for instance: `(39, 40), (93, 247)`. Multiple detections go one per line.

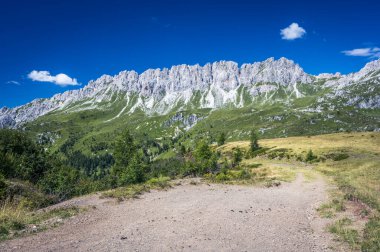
(0, 128), (260, 206)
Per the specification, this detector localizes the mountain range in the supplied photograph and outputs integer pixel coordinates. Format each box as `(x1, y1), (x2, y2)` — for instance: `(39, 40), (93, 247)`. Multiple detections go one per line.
(1, 57), (379, 128)
(0, 57), (379, 154)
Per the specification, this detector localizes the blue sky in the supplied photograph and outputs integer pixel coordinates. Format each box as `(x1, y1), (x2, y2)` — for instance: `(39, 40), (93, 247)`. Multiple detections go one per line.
(1, 0), (379, 108)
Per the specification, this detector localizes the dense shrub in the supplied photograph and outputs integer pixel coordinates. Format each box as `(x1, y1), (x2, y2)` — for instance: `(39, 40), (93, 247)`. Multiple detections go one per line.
(0, 129), (50, 183)
(38, 163), (80, 201)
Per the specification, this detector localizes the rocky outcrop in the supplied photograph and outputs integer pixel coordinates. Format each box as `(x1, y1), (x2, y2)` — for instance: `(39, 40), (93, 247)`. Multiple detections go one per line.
(163, 112), (205, 130)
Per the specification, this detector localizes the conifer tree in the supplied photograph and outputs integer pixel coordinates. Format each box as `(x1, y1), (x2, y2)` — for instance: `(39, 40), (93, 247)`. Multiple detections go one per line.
(250, 129), (260, 152)
(217, 132), (226, 146)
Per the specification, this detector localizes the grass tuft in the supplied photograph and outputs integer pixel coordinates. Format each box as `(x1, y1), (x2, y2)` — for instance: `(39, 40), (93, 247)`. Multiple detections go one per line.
(329, 218), (360, 249)
(317, 198), (346, 218)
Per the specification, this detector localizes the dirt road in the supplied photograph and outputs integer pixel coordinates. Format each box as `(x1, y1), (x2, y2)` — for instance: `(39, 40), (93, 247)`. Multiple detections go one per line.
(0, 174), (336, 251)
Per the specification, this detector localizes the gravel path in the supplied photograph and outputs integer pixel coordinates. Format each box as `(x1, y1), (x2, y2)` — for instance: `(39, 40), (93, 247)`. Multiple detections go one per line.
(0, 173), (336, 252)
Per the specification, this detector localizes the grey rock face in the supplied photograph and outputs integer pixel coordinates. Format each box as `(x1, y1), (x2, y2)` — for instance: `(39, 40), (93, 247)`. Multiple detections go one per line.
(1, 57), (379, 128)
(163, 112), (205, 130)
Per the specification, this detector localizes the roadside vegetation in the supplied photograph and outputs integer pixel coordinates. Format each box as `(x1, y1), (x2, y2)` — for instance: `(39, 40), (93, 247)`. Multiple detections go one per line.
(101, 176), (171, 201)
(0, 126), (379, 250)
(219, 132), (380, 251)
(0, 202), (83, 240)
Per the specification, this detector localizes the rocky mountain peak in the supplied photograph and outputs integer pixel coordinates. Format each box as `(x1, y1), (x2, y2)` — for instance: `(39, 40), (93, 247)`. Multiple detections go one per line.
(359, 58), (380, 75)
(1, 57), (378, 128)
(324, 58), (380, 88)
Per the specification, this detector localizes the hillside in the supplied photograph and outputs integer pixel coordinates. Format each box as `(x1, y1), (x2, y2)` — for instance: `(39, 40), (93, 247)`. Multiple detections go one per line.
(0, 58), (378, 163)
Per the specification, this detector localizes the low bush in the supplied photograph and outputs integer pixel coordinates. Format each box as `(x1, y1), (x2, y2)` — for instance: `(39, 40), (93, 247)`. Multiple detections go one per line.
(206, 167), (252, 183)
(146, 176), (171, 189)
(102, 176), (171, 201)
(267, 148), (291, 160)
(324, 152), (349, 161)
(305, 150), (317, 162)
(215, 173), (230, 182)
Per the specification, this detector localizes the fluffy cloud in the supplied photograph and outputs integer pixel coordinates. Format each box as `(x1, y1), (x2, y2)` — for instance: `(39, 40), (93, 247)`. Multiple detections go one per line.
(280, 23), (306, 40)
(342, 47), (380, 58)
(28, 70), (79, 86)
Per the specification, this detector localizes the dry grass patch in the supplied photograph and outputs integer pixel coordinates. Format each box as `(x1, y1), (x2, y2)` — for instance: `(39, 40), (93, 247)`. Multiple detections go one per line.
(0, 200), (84, 240)
(219, 132), (380, 156)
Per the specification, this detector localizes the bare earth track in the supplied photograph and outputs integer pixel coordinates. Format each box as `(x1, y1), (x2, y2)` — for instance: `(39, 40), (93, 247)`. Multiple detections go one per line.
(1, 174), (337, 252)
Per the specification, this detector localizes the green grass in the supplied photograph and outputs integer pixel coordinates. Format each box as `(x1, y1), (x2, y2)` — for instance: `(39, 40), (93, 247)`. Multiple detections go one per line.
(317, 156), (380, 251)
(317, 198), (346, 218)
(362, 216), (380, 252)
(101, 176), (171, 201)
(204, 167), (253, 184)
(329, 218), (360, 249)
(318, 157), (380, 211)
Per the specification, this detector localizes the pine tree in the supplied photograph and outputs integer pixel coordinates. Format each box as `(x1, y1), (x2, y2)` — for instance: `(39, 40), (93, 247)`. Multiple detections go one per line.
(119, 153), (145, 185)
(111, 129), (144, 185)
(194, 140), (212, 162)
(193, 140), (217, 174)
(250, 129), (260, 152)
(233, 148), (243, 166)
(179, 144), (186, 156)
(305, 149), (316, 162)
(217, 132), (226, 146)
(113, 129), (136, 169)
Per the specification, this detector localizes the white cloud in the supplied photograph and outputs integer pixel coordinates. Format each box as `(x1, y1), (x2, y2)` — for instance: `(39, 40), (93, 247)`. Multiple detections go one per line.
(6, 80), (21, 85)
(280, 23), (306, 40)
(342, 47), (380, 58)
(342, 48), (372, 56)
(28, 70), (79, 86)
